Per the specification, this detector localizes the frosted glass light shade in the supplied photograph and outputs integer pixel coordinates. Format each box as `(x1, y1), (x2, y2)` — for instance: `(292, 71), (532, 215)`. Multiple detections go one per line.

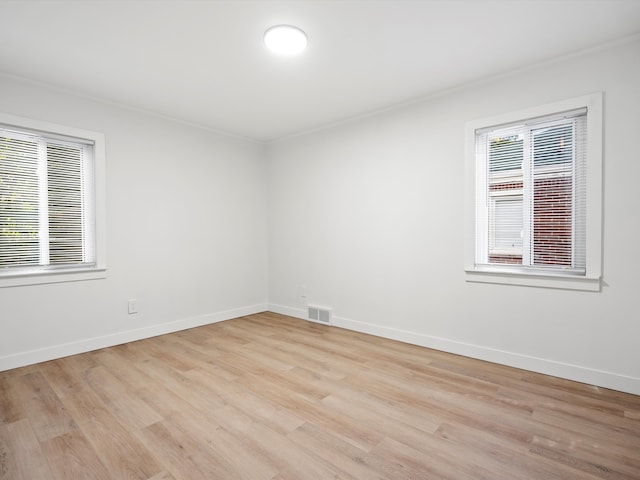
(264, 25), (307, 55)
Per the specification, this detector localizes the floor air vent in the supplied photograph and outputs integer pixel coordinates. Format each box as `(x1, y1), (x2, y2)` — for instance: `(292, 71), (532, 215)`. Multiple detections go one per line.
(308, 306), (332, 324)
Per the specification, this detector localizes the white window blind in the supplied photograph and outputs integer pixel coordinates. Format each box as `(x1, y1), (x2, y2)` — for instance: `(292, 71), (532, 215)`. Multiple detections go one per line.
(475, 109), (587, 275)
(490, 195), (523, 256)
(0, 126), (96, 273)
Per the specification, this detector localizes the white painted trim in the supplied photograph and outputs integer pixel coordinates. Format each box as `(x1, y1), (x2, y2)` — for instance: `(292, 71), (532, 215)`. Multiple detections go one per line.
(0, 72), (261, 144)
(464, 269), (601, 292)
(268, 304), (640, 396)
(268, 303), (308, 321)
(464, 92), (603, 291)
(0, 111), (108, 288)
(0, 303), (268, 372)
(268, 34), (639, 145)
(7, 301), (637, 396)
(0, 268), (107, 288)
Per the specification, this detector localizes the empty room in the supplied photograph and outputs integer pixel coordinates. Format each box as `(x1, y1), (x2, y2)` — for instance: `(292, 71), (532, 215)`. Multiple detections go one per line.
(1, 0), (640, 478)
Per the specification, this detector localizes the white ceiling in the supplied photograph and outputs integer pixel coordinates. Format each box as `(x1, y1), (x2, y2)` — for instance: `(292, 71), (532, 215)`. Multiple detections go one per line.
(1, 0), (639, 142)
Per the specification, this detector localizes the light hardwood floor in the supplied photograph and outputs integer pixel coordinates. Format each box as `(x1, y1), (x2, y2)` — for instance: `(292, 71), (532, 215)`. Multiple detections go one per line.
(1, 312), (639, 479)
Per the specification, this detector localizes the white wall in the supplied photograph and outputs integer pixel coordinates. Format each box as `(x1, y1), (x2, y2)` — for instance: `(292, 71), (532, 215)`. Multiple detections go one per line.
(2, 37), (639, 396)
(267, 37), (640, 395)
(0, 75), (268, 369)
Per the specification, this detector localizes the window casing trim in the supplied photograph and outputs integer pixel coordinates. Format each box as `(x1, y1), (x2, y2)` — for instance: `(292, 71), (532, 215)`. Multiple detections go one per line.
(0, 112), (106, 288)
(464, 93), (603, 291)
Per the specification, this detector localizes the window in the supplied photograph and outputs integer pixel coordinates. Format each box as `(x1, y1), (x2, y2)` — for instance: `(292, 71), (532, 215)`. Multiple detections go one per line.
(465, 93), (602, 291)
(0, 113), (106, 287)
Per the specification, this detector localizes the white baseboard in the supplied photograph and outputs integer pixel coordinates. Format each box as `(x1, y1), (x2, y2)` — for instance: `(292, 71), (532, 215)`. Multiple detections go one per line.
(268, 303), (640, 396)
(268, 304), (308, 321)
(0, 303), (268, 372)
(5, 301), (639, 396)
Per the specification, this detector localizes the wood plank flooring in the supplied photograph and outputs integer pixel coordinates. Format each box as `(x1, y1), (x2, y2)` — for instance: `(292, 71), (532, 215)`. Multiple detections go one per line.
(1, 312), (640, 479)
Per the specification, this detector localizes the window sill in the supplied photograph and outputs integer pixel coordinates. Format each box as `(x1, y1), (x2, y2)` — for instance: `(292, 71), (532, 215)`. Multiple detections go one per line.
(464, 268), (601, 292)
(0, 267), (107, 288)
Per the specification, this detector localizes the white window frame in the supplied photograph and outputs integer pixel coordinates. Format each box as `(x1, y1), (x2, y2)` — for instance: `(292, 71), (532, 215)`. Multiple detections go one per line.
(0, 112), (107, 287)
(464, 93), (602, 291)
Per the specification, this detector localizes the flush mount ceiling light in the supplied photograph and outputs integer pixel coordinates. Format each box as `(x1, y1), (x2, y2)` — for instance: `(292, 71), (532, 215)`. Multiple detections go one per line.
(264, 25), (307, 55)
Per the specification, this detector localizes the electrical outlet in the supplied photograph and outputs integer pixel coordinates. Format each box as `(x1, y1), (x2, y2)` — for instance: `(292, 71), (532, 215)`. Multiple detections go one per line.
(299, 285), (307, 306)
(128, 299), (138, 314)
